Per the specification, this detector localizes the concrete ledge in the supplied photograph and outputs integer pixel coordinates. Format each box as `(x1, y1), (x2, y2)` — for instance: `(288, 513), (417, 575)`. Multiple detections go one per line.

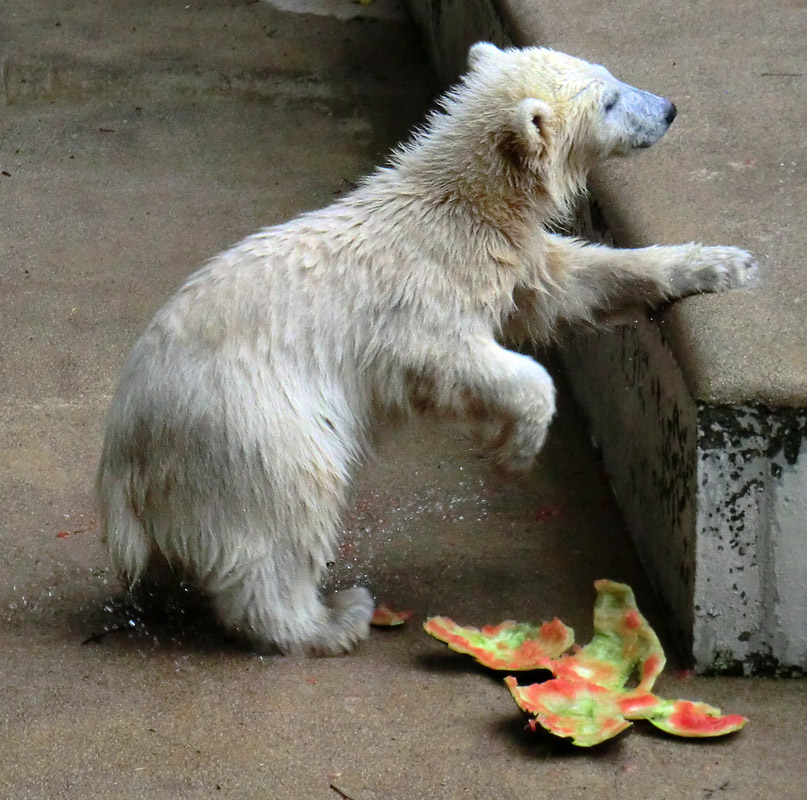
(406, 0), (807, 673)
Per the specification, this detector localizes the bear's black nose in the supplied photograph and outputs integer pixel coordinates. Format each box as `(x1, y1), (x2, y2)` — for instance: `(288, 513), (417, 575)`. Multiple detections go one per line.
(665, 103), (677, 125)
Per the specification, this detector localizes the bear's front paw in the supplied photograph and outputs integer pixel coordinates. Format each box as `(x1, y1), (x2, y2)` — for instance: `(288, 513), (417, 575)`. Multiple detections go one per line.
(690, 245), (760, 293)
(489, 415), (551, 478)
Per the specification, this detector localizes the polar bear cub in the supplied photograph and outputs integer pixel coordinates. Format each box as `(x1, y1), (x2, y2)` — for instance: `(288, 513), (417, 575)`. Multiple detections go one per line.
(97, 43), (756, 655)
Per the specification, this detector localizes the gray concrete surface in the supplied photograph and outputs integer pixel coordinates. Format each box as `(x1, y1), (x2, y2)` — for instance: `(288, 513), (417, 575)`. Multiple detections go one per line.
(2, 0), (807, 797)
(407, 0), (807, 673)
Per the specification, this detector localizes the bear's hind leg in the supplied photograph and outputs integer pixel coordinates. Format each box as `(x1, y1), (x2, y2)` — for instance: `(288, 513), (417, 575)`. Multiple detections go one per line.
(209, 557), (374, 656)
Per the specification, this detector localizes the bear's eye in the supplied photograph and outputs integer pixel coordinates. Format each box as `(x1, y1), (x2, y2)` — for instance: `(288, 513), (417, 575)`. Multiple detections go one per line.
(603, 93), (620, 113)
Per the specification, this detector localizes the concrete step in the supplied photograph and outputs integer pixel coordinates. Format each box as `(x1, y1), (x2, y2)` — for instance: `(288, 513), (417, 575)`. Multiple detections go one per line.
(406, 0), (807, 673)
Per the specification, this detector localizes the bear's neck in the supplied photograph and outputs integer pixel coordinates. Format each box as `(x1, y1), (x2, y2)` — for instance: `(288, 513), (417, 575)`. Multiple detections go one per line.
(390, 121), (579, 246)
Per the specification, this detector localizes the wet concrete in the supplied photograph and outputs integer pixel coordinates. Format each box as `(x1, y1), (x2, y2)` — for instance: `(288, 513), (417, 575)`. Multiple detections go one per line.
(1, 1), (806, 797)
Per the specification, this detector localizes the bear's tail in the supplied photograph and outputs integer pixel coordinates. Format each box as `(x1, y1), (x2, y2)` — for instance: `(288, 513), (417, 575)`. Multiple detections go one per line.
(97, 466), (152, 588)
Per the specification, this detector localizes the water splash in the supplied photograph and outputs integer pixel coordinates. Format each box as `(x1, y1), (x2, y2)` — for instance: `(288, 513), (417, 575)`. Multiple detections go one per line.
(332, 474), (493, 587)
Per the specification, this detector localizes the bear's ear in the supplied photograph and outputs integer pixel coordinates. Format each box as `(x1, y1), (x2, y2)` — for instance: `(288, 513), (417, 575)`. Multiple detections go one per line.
(514, 97), (554, 157)
(467, 42), (503, 70)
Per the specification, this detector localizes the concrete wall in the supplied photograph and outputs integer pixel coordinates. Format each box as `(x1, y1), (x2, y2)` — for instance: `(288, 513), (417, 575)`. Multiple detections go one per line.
(405, 0), (513, 84)
(405, 0), (807, 673)
(695, 405), (807, 672)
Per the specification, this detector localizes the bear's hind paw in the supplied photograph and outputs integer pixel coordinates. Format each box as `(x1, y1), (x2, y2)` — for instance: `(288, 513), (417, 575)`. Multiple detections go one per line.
(313, 586), (374, 656)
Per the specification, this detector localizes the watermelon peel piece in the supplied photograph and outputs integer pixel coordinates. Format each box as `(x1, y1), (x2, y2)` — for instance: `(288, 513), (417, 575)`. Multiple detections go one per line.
(505, 681), (747, 746)
(625, 696), (748, 738)
(422, 616), (574, 671)
(424, 580), (747, 746)
(505, 675), (633, 747)
(503, 580), (667, 746)
(506, 581), (746, 744)
(371, 604), (414, 627)
(547, 579), (666, 694)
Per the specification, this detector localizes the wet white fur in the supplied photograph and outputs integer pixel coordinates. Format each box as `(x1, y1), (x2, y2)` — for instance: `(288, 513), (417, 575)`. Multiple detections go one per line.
(97, 43), (757, 655)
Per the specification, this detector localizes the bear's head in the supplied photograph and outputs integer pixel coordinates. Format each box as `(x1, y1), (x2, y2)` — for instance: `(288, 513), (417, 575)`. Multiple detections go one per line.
(400, 43), (677, 227)
(465, 42), (676, 164)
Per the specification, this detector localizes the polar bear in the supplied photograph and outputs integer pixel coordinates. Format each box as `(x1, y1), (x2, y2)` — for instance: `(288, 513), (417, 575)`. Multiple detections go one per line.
(97, 43), (756, 655)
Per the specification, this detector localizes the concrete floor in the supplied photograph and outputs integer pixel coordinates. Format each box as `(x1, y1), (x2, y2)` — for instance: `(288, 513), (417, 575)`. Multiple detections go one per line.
(1, 1), (806, 797)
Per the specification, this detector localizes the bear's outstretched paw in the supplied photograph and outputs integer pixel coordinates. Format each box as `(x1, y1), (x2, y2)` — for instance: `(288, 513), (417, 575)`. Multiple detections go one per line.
(690, 245), (760, 292)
